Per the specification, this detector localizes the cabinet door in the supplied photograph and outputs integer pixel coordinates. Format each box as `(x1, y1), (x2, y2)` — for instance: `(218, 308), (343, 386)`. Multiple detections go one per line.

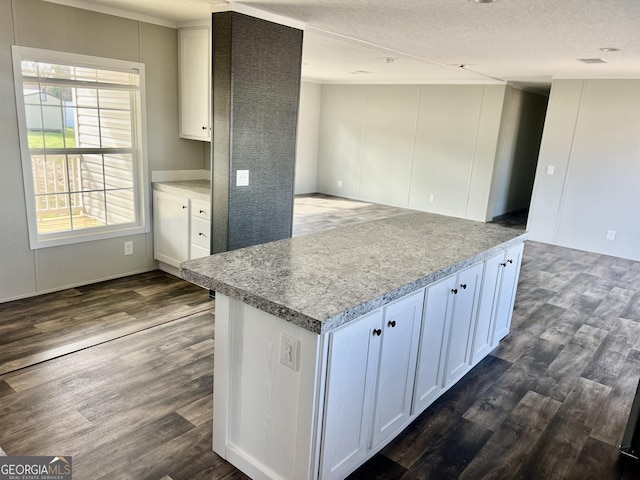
(370, 290), (423, 448)
(179, 27), (210, 141)
(320, 310), (382, 480)
(493, 243), (525, 343)
(413, 275), (456, 414)
(153, 190), (189, 267)
(471, 252), (503, 365)
(443, 263), (483, 388)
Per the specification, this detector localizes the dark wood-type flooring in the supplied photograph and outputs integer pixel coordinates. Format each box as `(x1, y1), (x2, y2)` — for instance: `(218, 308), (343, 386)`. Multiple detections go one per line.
(2, 197), (640, 478)
(0, 270), (212, 376)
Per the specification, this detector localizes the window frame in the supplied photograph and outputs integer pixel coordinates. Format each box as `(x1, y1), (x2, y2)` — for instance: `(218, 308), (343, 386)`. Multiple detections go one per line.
(12, 45), (150, 249)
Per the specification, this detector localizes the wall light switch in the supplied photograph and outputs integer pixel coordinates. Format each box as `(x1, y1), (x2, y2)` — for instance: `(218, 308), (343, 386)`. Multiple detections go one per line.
(546, 165), (555, 175)
(607, 230), (616, 241)
(429, 194), (435, 203)
(236, 170), (249, 187)
(338, 180), (343, 188)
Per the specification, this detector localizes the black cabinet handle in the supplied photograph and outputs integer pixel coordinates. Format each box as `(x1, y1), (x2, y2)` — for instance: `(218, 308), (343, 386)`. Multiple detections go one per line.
(500, 259), (514, 267)
(182, 205), (187, 209)
(388, 320), (396, 328)
(198, 232), (206, 237)
(460, 284), (467, 290)
(199, 209), (205, 214)
(451, 288), (458, 295)
(508, 259), (513, 264)
(373, 329), (382, 336)
(202, 126), (207, 130)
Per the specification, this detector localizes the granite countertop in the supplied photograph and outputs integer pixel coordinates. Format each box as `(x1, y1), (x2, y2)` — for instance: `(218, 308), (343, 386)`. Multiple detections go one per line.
(180, 212), (528, 334)
(152, 179), (210, 201)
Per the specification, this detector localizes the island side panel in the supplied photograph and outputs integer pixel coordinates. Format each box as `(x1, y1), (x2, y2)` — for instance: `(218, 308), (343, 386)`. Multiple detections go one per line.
(213, 293), (325, 480)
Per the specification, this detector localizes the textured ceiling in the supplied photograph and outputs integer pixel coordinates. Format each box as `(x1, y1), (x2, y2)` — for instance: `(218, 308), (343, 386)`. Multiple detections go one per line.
(44, 0), (640, 93)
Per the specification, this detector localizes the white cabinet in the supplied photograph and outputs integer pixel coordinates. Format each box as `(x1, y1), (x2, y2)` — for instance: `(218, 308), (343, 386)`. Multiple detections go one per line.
(370, 290), (423, 448)
(319, 310), (382, 480)
(413, 263), (483, 414)
(471, 243), (524, 365)
(491, 243), (525, 343)
(153, 190), (189, 267)
(320, 290), (423, 480)
(208, 240), (526, 480)
(153, 190), (211, 268)
(190, 199), (211, 259)
(178, 27), (210, 141)
(443, 263), (483, 387)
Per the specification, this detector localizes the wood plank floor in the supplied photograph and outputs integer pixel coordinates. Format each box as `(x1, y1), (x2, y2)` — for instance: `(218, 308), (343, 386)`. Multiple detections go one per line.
(0, 270), (212, 375)
(2, 196), (640, 478)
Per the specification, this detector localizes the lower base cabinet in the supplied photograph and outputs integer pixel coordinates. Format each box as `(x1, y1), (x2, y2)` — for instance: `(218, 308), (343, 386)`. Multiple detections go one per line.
(319, 290), (423, 480)
(153, 190), (212, 268)
(412, 262), (483, 414)
(153, 190), (189, 267)
(320, 246), (524, 479)
(471, 243), (525, 365)
(210, 242), (526, 480)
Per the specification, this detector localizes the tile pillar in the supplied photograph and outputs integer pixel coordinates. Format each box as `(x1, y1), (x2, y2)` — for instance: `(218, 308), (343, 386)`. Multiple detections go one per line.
(210, 11), (303, 253)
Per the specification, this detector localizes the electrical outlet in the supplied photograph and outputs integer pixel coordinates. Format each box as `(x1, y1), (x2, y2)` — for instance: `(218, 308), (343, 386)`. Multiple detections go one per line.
(606, 230), (616, 241)
(338, 180), (343, 188)
(124, 241), (133, 255)
(429, 194), (435, 203)
(546, 165), (555, 175)
(280, 332), (299, 371)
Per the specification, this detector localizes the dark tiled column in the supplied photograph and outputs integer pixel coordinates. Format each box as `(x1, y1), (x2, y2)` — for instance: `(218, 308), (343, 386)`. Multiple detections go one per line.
(210, 11), (303, 253)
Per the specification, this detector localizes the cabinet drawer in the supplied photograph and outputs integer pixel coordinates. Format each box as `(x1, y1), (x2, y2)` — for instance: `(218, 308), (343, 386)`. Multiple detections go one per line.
(191, 216), (210, 249)
(190, 243), (210, 260)
(191, 199), (210, 220)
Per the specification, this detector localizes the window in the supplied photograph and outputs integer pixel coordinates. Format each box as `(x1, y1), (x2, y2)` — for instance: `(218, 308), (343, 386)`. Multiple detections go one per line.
(12, 46), (149, 249)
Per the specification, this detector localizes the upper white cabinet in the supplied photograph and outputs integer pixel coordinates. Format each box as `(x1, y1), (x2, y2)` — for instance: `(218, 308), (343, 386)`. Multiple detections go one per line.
(178, 27), (211, 141)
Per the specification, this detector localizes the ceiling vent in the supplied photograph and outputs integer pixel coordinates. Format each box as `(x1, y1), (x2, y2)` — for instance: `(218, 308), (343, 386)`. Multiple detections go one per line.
(577, 57), (609, 64)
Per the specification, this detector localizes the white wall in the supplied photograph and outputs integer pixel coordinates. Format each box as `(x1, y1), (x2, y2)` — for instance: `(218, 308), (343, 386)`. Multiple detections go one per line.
(0, 0), (207, 302)
(528, 79), (640, 261)
(316, 84), (546, 222)
(295, 82), (321, 194)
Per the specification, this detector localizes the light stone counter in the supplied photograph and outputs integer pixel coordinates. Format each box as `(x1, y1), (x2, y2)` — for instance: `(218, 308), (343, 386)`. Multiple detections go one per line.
(180, 212), (528, 334)
(152, 179), (210, 201)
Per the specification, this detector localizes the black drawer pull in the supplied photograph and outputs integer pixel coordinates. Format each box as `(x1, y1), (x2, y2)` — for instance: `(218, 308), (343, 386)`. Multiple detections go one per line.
(373, 329), (382, 336)
(388, 320), (396, 328)
(451, 288), (458, 295)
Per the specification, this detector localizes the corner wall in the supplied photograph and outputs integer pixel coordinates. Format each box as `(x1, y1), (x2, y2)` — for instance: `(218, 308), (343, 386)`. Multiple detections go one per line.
(0, 0), (207, 302)
(295, 82), (321, 194)
(527, 79), (640, 261)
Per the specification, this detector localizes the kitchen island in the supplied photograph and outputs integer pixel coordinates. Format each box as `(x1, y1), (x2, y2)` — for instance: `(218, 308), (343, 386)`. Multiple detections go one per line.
(180, 212), (528, 480)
